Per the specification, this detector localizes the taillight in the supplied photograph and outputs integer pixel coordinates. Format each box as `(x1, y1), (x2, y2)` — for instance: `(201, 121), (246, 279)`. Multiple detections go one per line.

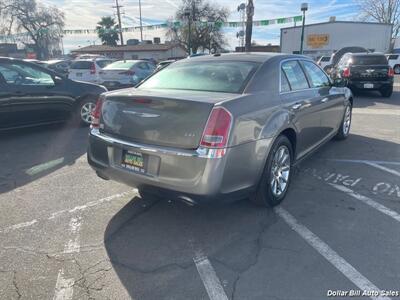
(120, 70), (135, 76)
(342, 67), (351, 78)
(200, 107), (232, 148)
(91, 97), (104, 128)
(90, 63), (96, 75)
(388, 67), (394, 77)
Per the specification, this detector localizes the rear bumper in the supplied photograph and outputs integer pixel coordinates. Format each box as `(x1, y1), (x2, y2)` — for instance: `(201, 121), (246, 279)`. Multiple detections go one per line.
(347, 79), (393, 90)
(87, 129), (272, 204)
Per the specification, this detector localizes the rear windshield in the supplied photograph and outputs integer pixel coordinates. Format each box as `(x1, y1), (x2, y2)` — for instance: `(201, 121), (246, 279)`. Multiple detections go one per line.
(97, 60), (113, 68)
(352, 55), (388, 65)
(103, 61), (136, 70)
(70, 61), (93, 70)
(139, 61), (260, 93)
(320, 57), (330, 62)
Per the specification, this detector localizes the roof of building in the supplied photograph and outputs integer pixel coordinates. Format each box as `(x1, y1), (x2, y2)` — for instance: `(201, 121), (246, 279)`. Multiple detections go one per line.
(72, 43), (183, 53)
(281, 20), (393, 31)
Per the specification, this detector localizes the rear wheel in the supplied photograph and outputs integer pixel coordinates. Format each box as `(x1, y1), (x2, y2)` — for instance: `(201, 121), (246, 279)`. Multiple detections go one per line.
(335, 104), (352, 140)
(250, 135), (293, 207)
(394, 64), (400, 74)
(380, 86), (393, 98)
(76, 98), (97, 126)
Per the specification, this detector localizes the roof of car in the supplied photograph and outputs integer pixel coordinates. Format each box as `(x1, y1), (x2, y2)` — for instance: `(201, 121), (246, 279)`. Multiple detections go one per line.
(348, 52), (385, 56)
(178, 52), (308, 63)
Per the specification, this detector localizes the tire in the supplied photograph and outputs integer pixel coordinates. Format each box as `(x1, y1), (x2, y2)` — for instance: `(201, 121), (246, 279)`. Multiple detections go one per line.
(250, 135), (293, 207)
(380, 86), (393, 98)
(394, 64), (400, 74)
(335, 103), (352, 140)
(75, 98), (97, 126)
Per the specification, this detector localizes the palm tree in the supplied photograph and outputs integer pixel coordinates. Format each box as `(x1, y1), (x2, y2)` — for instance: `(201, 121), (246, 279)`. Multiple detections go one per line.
(96, 17), (119, 46)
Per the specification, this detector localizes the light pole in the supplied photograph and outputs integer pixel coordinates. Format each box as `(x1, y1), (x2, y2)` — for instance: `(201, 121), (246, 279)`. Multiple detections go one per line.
(184, 8), (191, 55)
(300, 2), (308, 54)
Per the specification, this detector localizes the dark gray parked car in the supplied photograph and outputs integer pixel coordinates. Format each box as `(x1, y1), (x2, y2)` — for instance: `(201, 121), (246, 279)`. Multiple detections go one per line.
(87, 53), (353, 206)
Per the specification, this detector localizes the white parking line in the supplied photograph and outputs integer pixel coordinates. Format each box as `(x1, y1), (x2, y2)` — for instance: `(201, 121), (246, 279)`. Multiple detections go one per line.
(363, 162), (400, 178)
(26, 158), (65, 176)
(274, 207), (391, 300)
(63, 216), (82, 254)
(0, 190), (137, 234)
(327, 159), (400, 166)
(53, 269), (74, 300)
(194, 251), (229, 300)
(330, 184), (400, 223)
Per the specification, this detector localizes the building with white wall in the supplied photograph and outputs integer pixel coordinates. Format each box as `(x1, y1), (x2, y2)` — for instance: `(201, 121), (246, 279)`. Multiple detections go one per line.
(280, 20), (392, 59)
(71, 43), (187, 61)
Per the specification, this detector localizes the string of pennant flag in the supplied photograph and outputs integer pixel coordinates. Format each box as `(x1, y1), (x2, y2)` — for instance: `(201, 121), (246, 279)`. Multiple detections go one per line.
(0, 15), (302, 40)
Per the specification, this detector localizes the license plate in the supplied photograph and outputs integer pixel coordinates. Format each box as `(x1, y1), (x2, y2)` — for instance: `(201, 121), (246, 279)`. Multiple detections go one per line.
(121, 151), (147, 174)
(364, 83), (374, 89)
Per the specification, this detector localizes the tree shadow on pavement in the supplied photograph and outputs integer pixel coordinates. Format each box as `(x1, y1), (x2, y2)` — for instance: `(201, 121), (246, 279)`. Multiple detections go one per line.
(0, 123), (90, 193)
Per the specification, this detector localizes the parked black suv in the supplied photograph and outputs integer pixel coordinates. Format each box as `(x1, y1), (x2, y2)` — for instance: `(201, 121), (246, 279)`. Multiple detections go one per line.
(330, 53), (394, 97)
(0, 57), (107, 130)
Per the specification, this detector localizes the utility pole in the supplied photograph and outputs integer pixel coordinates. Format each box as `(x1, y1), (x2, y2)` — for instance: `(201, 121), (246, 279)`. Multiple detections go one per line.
(300, 3), (308, 54)
(113, 0), (124, 45)
(245, 0), (254, 52)
(139, 0), (143, 42)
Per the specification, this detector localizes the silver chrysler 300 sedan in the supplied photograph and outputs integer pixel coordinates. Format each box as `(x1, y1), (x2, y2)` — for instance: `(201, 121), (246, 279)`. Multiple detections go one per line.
(87, 53), (353, 206)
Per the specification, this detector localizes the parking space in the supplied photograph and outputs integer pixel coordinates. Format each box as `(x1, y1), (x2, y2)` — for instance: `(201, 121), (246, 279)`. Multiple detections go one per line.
(0, 82), (399, 299)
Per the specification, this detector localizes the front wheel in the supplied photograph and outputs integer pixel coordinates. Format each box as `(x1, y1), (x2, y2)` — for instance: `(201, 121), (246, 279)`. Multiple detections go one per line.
(250, 135), (293, 207)
(335, 104), (352, 140)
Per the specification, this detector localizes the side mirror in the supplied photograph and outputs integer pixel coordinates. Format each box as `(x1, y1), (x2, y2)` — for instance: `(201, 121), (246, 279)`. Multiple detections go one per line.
(332, 78), (346, 87)
(54, 75), (64, 84)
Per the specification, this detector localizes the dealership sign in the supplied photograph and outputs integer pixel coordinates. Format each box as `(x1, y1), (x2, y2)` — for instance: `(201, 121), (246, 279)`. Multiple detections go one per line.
(307, 34), (329, 48)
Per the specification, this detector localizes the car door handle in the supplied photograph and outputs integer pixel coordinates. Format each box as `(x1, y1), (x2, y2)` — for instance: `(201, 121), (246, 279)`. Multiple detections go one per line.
(291, 103), (302, 110)
(321, 97), (329, 103)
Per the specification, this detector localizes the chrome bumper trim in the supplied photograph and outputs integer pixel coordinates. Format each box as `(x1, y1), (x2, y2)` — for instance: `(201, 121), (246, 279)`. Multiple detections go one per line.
(90, 129), (226, 158)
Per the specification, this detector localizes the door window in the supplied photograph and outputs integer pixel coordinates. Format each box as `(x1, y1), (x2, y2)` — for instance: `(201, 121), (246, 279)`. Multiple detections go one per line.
(138, 62), (150, 70)
(0, 63), (54, 86)
(281, 60), (309, 91)
(301, 61), (330, 88)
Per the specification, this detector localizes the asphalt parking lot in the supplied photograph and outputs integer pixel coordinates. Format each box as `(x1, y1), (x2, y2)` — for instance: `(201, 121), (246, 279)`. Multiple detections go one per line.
(0, 82), (399, 300)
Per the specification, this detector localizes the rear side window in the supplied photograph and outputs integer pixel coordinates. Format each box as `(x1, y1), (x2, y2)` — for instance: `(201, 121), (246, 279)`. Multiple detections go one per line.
(280, 72), (291, 92)
(139, 61), (260, 93)
(70, 61), (93, 69)
(281, 60), (309, 91)
(0, 63), (54, 86)
(301, 61), (330, 88)
(352, 55), (388, 65)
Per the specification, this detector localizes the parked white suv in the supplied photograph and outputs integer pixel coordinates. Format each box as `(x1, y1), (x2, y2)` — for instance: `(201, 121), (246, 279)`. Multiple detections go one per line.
(68, 58), (113, 83)
(385, 54), (400, 74)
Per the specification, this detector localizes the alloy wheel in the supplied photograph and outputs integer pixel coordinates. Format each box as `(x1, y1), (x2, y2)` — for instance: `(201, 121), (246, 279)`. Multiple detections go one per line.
(80, 102), (96, 124)
(343, 105), (351, 136)
(270, 145), (291, 197)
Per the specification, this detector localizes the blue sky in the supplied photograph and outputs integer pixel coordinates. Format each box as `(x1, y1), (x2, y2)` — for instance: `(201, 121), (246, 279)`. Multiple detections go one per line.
(40, 0), (360, 53)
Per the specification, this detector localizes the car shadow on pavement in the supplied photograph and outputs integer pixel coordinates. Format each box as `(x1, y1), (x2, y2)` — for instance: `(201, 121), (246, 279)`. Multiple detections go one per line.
(104, 195), (278, 300)
(103, 132), (400, 299)
(0, 123), (90, 193)
(352, 90), (400, 108)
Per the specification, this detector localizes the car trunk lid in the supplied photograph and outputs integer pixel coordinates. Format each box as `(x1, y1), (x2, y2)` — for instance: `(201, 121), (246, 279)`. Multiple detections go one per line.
(350, 65), (390, 81)
(100, 88), (237, 149)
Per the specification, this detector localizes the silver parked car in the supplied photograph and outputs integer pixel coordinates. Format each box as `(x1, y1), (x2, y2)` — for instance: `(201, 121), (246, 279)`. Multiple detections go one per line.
(87, 53), (353, 206)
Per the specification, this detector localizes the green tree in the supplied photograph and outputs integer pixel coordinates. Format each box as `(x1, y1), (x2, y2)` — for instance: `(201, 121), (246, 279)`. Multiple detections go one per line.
(96, 16), (120, 46)
(167, 0), (229, 54)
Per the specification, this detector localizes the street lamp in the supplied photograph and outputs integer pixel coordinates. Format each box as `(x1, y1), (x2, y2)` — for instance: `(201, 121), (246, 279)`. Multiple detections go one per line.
(184, 8), (192, 55)
(300, 2), (308, 54)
